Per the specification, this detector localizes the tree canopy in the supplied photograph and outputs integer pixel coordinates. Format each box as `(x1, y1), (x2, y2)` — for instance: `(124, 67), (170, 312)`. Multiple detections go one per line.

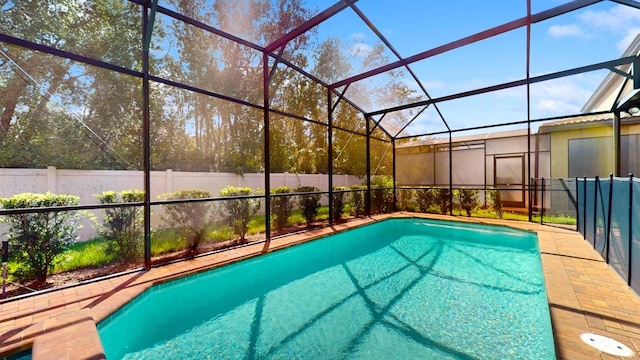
(0, 0), (409, 177)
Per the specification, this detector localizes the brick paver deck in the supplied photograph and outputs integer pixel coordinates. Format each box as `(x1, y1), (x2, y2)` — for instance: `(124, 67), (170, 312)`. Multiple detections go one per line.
(1, 214), (638, 359)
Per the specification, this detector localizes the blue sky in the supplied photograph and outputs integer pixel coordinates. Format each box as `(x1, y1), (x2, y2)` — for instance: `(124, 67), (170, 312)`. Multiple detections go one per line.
(304, 0), (640, 135)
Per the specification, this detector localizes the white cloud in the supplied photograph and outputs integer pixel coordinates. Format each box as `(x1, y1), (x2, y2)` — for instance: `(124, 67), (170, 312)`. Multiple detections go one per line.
(617, 27), (640, 53)
(545, 5), (640, 53)
(574, 4), (640, 53)
(349, 42), (373, 57)
(548, 24), (585, 38)
(529, 78), (593, 116)
(578, 5), (640, 33)
(351, 32), (367, 43)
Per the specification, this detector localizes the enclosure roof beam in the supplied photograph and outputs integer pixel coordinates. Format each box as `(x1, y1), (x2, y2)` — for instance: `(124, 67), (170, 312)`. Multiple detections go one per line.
(347, 2), (451, 132)
(265, 0), (356, 53)
(368, 56), (637, 117)
(329, 0), (603, 90)
(393, 106), (428, 138)
(609, 0), (640, 10)
(395, 110), (612, 140)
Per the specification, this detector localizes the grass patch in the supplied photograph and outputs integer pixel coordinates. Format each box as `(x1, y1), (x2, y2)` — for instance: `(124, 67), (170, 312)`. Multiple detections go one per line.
(151, 229), (187, 256)
(54, 238), (114, 273)
(450, 208), (576, 225)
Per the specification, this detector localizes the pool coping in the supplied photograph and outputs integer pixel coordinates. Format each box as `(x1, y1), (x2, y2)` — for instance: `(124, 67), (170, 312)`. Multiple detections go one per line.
(1, 213), (639, 359)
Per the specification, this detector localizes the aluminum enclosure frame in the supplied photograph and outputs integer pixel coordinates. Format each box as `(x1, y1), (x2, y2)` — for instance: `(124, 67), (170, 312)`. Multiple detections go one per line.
(1, 0), (639, 270)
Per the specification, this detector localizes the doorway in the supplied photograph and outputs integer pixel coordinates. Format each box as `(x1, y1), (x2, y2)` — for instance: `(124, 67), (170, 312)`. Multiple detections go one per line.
(494, 155), (525, 208)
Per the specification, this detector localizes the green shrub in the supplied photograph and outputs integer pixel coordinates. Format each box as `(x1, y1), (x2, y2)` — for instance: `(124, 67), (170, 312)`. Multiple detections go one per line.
(455, 188), (479, 217)
(415, 188), (436, 213)
(95, 190), (145, 264)
(0, 192), (81, 282)
(370, 176), (394, 213)
(488, 188), (503, 219)
(350, 185), (366, 216)
(332, 186), (347, 221)
(296, 186), (321, 225)
(158, 189), (214, 254)
(436, 188), (451, 215)
(220, 186), (262, 243)
(397, 188), (415, 211)
(271, 186), (294, 231)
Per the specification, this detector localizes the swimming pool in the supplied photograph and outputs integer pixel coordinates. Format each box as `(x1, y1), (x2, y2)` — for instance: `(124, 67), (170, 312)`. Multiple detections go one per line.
(98, 218), (556, 359)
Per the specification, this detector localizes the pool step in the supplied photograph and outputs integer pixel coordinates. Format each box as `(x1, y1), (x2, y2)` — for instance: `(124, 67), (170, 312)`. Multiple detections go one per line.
(32, 310), (105, 360)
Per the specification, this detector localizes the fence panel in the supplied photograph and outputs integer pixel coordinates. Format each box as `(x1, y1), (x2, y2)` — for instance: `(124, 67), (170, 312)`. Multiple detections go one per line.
(595, 177), (609, 257)
(576, 176), (639, 295)
(608, 178), (630, 282)
(584, 179), (596, 248)
(632, 179), (640, 293)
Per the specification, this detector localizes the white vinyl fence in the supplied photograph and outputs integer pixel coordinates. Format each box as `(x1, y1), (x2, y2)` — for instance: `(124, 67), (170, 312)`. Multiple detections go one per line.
(0, 167), (362, 241)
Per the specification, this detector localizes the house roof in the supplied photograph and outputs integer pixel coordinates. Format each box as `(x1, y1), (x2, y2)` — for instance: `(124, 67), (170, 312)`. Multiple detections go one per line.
(581, 33), (640, 113)
(397, 129), (529, 148)
(538, 113), (640, 133)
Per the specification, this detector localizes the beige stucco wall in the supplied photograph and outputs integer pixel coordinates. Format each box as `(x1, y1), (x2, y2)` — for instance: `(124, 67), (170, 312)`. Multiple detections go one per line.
(549, 123), (640, 178)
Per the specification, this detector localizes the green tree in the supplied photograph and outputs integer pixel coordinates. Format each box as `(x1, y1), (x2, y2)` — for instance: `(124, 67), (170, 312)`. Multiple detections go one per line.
(95, 190), (144, 263)
(296, 186), (321, 225)
(455, 188), (479, 217)
(0, 1), (158, 170)
(488, 189), (504, 219)
(332, 186), (347, 221)
(270, 186), (294, 232)
(0, 193), (81, 282)
(437, 188), (451, 215)
(416, 188), (437, 213)
(219, 186), (261, 242)
(350, 185), (367, 216)
(159, 189), (215, 254)
(370, 176), (394, 214)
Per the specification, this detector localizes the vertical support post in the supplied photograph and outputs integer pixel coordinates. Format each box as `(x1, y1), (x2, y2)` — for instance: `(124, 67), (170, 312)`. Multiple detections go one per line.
(2, 240), (8, 298)
(593, 176), (599, 251)
(366, 116), (371, 216)
(327, 89), (334, 225)
(262, 52), (271, 250)
(540, 177), (545, 225)
(614, 111), (621, 177)
(606, 174), (613, 263)
(583, 176), (587, 238)
(448, 132), (453, 216)
(532, 177), (537, 222)
(392, 138), (397, 211)
(142, 4), (152, 270)
(575, 177), (580, 232)
(526, 0), (532, 222)
(629, 173), (634, 286)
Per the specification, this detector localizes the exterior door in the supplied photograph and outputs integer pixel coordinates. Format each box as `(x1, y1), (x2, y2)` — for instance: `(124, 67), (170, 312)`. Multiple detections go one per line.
(494, 155), (525, 208)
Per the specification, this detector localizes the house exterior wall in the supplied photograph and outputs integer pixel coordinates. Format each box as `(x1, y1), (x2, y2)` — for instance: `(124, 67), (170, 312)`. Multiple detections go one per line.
(549, 126), (612, 178)
(549, 123), (640, 178)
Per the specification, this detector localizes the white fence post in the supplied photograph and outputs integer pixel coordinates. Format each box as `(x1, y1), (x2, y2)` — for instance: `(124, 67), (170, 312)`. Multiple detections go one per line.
(165, 169), (173, 194)
(47, 166), (57, 193)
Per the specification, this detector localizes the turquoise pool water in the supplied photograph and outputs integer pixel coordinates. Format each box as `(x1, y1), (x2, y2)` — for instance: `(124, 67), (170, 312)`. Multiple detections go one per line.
(98, 218), (556, 359)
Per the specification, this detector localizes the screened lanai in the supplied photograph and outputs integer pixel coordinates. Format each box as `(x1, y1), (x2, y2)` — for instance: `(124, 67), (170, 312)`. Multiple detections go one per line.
(1, 0), (640, 298)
